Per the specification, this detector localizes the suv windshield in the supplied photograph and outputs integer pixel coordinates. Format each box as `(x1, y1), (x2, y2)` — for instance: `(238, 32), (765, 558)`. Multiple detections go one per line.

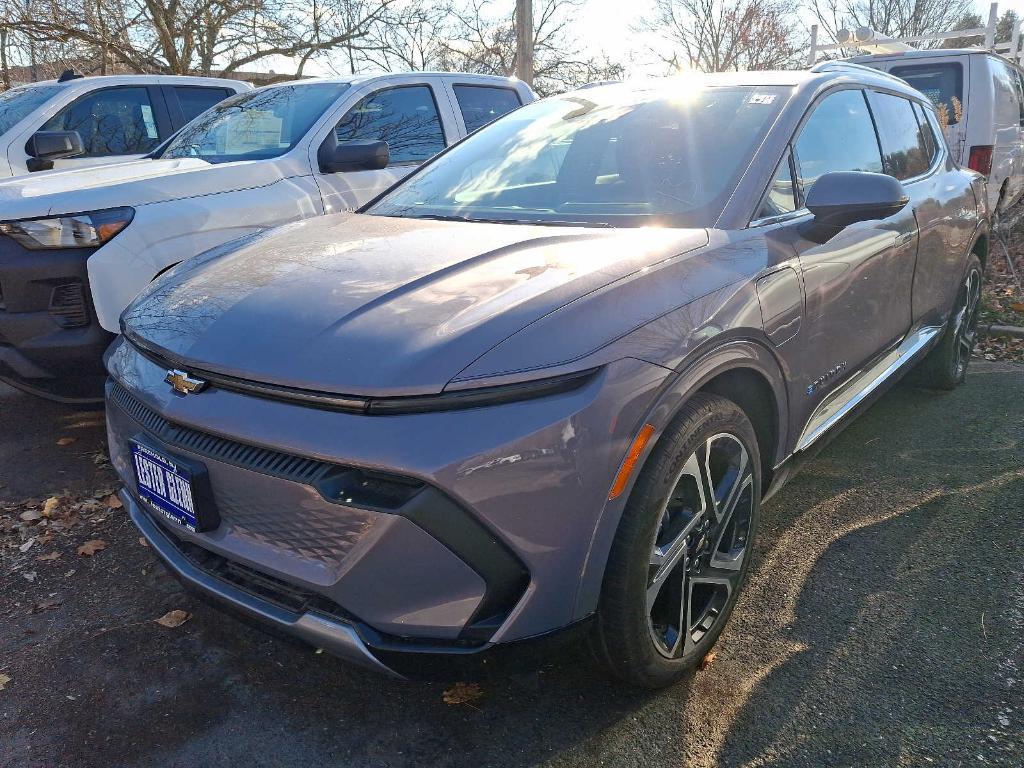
(159, 83), (348, 163)
(369, 84), (788, 228)
(0, 84), (60, 135)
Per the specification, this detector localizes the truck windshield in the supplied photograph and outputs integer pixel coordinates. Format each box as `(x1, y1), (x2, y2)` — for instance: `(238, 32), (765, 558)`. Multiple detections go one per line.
(0, 84), (60, 135)
(369, 84), (788, 228)
(159, 83), (348, 163)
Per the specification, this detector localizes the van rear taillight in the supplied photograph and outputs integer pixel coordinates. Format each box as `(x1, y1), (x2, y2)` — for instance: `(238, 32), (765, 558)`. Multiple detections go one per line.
(967, 145), (994, 176)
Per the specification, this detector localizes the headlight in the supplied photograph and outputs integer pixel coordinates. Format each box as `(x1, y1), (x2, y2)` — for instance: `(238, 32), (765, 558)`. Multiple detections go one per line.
(0, 207), (134, 249)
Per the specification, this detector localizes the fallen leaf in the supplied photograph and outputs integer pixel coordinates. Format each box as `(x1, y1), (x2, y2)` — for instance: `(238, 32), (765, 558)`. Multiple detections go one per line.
(18, 538), (36, 553)
(76, 539), (106, 556)
(36, 551), (61, 562)
(19, 509), (42, 522)
(138, 537), (149, 548)
(105, 494), (123, 510)
(32, 599), (62, 614)
(154, 609), (191, 628)
(56, 437), (77, 446)
(0, 673), (10, 691)
(1009, 302), (1024, 312)
(442, 682), (483, 706)
(42, 497), (61, 517)
(697, 650), (717, 671)
(21, 571), (37, 582)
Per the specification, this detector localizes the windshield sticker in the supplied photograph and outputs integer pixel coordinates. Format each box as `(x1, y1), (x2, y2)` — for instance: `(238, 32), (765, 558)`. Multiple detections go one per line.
(748, 94), (777, 105)
(140, 105), (158, 139)
(224, 111), (283, 154)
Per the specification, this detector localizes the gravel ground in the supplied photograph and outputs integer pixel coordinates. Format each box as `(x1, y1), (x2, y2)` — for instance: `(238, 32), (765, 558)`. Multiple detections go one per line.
(1, 361), (1023, 768)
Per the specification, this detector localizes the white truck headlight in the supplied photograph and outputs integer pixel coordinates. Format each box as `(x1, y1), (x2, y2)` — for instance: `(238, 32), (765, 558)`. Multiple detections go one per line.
(0, 207), (134, 250)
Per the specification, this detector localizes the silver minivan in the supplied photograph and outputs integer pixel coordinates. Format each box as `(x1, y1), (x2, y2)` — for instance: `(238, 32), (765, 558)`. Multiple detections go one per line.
(855, 49), (1024, 214)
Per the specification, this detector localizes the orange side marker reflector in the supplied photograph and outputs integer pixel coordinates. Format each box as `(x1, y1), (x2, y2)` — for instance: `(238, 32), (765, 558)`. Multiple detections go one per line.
(608, 423), (656, 500)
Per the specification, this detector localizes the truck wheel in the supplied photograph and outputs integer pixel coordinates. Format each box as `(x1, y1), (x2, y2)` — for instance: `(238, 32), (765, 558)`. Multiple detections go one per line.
(917, 254), (983, 391)
(591, 393), (761, 688)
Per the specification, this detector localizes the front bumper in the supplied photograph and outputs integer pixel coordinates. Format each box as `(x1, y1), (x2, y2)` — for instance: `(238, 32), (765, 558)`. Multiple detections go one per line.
(106, 337), (670, 666)
(0, 236), (111, 401)
(126, 489), (401, 677)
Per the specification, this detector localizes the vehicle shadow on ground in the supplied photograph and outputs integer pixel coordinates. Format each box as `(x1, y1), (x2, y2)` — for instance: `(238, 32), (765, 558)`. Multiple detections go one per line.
(5, 366), (1022, 768)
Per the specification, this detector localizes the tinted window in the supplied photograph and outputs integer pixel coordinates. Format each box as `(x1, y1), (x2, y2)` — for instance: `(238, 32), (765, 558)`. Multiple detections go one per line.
(159, 83), (346, 163)
(334, 86), (446, 165)
(911, 101), (938, 164)
(890, 63), (963, 124)
(868, 91), (930, 180)
(369, 86), (790, 228)
(754, 150), (797, 221)
(794, 89), (883, 198)
(174, 86), (233, 123)
(453, 85), (521, 133)
(42, 86), (160, 156)
(0, 84), (60, 135)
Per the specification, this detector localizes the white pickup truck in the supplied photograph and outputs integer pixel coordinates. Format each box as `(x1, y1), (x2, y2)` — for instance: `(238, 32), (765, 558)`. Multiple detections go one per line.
(0, 72), (536, 402)
(0, 73), (251, 176)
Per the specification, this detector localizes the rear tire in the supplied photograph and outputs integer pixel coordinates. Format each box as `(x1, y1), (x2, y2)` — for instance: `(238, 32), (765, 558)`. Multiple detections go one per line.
(591, 393), (761, 688)
(916, 254), (983, 391)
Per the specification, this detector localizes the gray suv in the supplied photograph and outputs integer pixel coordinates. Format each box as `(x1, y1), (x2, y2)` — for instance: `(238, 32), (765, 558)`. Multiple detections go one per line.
(105, 64), (988, 687)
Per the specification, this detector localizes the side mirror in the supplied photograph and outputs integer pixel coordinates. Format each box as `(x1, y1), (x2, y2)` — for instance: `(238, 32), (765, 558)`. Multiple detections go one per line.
(803, 171), (909, 241)
(317, 139), (389, 174)
(25, 130), (85, 172)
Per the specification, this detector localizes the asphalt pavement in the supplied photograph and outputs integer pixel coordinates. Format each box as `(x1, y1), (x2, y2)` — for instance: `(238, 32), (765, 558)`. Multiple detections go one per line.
(1, 362), (1022, 768)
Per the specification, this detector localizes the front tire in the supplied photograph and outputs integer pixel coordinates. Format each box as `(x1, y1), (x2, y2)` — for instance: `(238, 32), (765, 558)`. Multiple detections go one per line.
(591, 393), (761, 688)
(917, 254), (983, 390)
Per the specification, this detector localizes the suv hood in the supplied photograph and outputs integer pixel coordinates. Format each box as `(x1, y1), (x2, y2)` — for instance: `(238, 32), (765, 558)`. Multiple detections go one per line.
(0, 158), (291, 220)
(123, 213), (708, 397)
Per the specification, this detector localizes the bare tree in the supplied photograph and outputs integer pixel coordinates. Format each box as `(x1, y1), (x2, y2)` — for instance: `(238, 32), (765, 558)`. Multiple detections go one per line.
(639, 0), (804, 73)
(354, 0), (452, 72)
(434, 0), (624, 95)
(8, 0), (399, 81)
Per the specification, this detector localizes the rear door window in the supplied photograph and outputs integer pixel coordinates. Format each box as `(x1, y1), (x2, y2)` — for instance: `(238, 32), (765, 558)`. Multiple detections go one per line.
(868, 91), (931, 180)
(453, 85), (522, 133)
(41, 86), (161, 156)
(911, 101), (939, 165)
(334, 85), (446, 165)
(173, 86), (234, 124)
(890, 62), (963, 125)
(793, 89), (883, 198)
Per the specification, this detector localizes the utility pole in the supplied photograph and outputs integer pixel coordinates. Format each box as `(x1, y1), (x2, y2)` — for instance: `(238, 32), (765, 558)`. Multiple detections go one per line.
(515, 0), (533, 87)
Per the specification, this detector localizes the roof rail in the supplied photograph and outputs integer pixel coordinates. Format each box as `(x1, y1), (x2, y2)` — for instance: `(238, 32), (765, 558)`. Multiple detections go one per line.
(810, 60), (908, 84)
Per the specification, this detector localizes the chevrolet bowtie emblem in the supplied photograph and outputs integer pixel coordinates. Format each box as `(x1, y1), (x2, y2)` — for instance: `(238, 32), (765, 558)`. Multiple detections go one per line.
(165, 369), (207, 395)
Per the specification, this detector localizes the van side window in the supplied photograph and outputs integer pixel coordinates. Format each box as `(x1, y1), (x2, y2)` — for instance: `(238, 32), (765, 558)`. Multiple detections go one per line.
(867, 91), (930, 180)
(334, 86), (446, 165)
(753, 149), (797, 221)
(911, 101), (939, 166)
(890, 63), (963, 124)
(41, 86), (160, 157)
(453, 85), (522, 133)
(793, 89), (883, 199)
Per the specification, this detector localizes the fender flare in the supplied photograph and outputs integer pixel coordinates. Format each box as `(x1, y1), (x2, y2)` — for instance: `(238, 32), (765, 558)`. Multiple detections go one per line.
(571, 337), (789, 622)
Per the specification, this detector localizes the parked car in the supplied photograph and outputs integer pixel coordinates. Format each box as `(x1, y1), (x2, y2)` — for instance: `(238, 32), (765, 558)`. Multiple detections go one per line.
(854, 49), (1024, 214)
(0, 72), (535, 402)
(106, 66), (987, 687)
(0, 73), (250, 176)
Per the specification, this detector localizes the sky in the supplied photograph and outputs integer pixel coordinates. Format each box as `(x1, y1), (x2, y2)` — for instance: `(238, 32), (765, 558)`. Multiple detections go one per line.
(275, 0), (1024, 78)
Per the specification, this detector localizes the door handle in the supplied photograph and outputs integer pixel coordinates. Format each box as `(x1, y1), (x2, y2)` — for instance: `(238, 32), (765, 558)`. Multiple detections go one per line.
(895, 231), (916, 247)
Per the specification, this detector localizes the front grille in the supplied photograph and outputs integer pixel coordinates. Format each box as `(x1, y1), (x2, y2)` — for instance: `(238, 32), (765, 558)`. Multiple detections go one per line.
(48, 283), (89, 328)
(109, 382), (424, 510)
(170, 530), (359, 621)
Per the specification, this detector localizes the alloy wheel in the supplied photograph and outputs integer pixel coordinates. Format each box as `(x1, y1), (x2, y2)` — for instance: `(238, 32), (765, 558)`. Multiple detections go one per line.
(646, 433), (755, 659)
(952, 266), (982, 378)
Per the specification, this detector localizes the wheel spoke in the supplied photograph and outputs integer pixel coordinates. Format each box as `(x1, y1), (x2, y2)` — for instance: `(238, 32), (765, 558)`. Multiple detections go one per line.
(646, 432), (754, 659)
